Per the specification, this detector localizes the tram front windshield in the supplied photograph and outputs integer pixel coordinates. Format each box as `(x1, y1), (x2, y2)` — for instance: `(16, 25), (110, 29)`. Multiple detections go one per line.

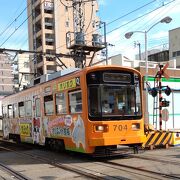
(88, 73), (142, 120)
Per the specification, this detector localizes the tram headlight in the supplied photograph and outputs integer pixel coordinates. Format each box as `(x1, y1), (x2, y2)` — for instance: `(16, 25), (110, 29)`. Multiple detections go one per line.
(94, 125), (108, 132)
(131, 123), (140, 130)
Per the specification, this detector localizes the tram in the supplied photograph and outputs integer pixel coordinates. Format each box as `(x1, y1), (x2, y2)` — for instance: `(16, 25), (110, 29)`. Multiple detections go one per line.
(2, 65), (146, 154)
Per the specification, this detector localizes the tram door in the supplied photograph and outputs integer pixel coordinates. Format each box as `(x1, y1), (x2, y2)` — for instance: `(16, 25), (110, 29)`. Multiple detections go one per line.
(33, 96), (44, 145)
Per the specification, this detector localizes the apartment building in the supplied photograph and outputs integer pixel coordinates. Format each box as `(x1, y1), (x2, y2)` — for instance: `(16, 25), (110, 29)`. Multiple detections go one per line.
(13, 54), (31, 91)
(0, 54), (14, 96)
(27, 0), (100, 76)
(169, 27), (180, 68)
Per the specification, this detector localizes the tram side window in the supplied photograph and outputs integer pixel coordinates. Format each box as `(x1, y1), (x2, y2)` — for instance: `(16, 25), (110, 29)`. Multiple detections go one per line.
(2, 106), (7, 118)
(35, 98), (41, 117)
(56, 93), (67, 114)
(69, 90), (82, 113)
(13, 103), (18, 118)
(25, 100), (32, 117)
(44, 95), (54, 115)
(18, 102), (25, 117)
(8, 105), (13, 118)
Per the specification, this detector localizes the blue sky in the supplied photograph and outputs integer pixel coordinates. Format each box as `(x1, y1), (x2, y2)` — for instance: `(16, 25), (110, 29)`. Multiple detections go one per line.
(98, 0), (180, 58)
(0, 0), (179, 59)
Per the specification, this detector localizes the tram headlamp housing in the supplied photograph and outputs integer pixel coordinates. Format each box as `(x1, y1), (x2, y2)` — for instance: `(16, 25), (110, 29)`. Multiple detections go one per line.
(94, 125), (108, 132)
(131, 123), (140, 130)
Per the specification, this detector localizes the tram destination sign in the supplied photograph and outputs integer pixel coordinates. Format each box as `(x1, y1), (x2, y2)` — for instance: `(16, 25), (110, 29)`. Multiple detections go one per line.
(103, 73), (131, 83)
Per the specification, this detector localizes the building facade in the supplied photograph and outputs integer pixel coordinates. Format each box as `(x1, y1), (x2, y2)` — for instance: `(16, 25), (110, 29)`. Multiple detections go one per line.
(13, 54), (31, 92)
(0, 54), (14, 96)
(169, 27), (180, 68)
(0, 54), (14, 118)
(27, 0), (100, 76)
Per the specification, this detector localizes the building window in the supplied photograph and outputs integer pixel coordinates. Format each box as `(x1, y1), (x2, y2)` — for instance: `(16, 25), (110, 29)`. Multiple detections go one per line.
(24, 62), (29, 68)
(24, 75), (29, 81)
(65, 21), (69, 27)
(177, 51), (180, 56)
(172, 52), (176, 57)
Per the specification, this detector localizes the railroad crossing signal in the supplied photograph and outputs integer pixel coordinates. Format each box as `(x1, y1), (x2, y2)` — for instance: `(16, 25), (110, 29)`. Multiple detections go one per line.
(148, 63), (171, 130)
(149, 85), (171, 98)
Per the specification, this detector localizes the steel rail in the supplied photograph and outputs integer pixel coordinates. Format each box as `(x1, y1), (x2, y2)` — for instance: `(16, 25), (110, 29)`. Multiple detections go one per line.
(104, 160), (180, 179)
(0, 162), (30, 180)
(0, 143), (104, 180)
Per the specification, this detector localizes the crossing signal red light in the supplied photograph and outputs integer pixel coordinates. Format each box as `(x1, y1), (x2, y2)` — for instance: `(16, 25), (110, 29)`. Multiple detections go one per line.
(161, 99), (170, 107)
(165, 86), (171, 96)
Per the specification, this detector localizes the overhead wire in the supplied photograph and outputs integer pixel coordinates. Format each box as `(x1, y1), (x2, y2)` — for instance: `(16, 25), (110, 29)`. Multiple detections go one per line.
(106, 0), (157, 26)
(1, 0), (176, 61)
(55, 0), (158, 50)
(56, 0), (175, 51)
(107, 0), (175, 35)
(0, 0), (46, 48)
(0, 1), (31, 37)
(85, 1), (94, 33)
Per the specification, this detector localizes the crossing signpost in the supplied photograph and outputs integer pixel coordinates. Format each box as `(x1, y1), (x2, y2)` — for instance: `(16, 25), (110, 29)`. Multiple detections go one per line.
(148, 62), (171, 130)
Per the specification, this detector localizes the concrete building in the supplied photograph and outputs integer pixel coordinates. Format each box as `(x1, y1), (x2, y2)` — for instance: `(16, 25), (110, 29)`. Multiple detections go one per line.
(169, 27), (180, 68)
(0, 54), (14, 96)
(27, 0), (100, 76)
(13, 54), (31, 91)
(0, 54), (14, 121)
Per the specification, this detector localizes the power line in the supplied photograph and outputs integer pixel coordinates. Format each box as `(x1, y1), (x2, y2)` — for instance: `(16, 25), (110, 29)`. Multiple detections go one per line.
(0, 1), (31, 37)
(106, 0), (157, 26)
(0, 0), (46, 48)
(107, 0), (175, 35)
(56, 0), (175, 51)
(55, 0), (158, 50)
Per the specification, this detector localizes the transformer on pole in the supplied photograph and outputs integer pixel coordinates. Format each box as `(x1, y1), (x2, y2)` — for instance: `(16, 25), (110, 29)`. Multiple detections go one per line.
(66, 0), (105, 68)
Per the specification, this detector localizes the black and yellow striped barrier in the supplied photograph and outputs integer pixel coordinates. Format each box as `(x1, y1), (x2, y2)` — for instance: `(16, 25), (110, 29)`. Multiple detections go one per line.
(143, 131), (172, 149)
(171, 131), (180, 146)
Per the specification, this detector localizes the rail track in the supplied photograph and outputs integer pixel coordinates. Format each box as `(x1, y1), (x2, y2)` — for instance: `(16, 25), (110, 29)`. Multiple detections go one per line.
(102, 160), (180, 179)
(0, 162), (30, 180)
(129, 153), (180, 166)
(0, 142), (104, 179)
(0, 140), (180, 179)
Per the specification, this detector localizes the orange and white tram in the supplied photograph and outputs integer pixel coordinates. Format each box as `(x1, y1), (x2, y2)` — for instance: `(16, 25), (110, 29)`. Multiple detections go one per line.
(2, 65), (146, 154)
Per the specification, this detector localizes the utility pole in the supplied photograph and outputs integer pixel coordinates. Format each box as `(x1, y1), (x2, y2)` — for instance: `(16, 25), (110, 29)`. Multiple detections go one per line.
(134, 41), (141, 60)
(66, 0), (105, 68)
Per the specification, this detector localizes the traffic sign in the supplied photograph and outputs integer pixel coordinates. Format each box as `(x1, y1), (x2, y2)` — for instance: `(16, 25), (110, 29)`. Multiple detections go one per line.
(162, 108), (169, 121)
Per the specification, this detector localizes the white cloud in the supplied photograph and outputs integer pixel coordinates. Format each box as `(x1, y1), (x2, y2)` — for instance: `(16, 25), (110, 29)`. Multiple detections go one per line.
(151, 30), (168, 39)
(105, 0), (180, 60)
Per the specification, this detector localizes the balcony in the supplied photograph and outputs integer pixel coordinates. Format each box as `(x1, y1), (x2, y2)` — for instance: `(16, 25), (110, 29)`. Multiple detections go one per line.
(35, 20), (41, 33)
(45, 21), (54, 30)
(45, 34), (54, 42)
(47, 65), (56, 74)
(36, 55), (43, 64)
(45, 17), (54, 28)
(44, 1), (54, 14)
(33, 4), (41, 19)
(36, 36), (42, 49)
